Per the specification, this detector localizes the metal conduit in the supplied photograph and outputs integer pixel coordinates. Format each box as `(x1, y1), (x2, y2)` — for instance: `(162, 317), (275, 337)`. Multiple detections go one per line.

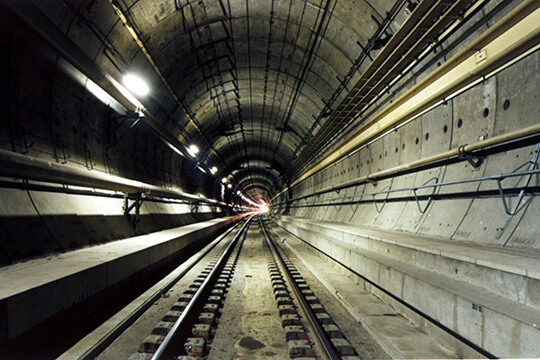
(0, 149), (230, 207)
(277, 123), (540, 204)
(275, 171), (540, 211)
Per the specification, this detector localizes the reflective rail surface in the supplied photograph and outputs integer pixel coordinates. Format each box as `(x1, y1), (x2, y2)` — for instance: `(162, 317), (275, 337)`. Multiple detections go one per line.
(151, 216), (253, 360)
(260, 218), (342, 360)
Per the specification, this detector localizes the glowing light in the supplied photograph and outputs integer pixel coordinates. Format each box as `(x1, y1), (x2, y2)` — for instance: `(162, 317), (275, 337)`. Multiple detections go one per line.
(187, 144), (199, 157)
(123, 74), (149, 96)
(210, 166), (218, 175)
(221, 177), (228, 184)
(258, 203), (269, 213)
(227, 183), (232, 189)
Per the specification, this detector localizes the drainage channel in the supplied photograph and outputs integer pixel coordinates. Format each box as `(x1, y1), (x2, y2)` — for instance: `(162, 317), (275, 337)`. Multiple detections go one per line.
(126, 216), (252, 360)
(260, 218), (360, 360)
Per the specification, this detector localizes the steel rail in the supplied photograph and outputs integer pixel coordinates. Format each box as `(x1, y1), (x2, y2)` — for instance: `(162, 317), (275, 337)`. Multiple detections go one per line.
(259, 218), (341, 360)
(271, 220), (498, 359)
(151, 216), (253, 360)
(57, 223), (241, 360)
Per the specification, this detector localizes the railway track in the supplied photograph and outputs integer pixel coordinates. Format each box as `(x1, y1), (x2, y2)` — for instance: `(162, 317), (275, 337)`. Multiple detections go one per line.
(260, 218), (360, 360)
(131, 217), (252, 360)
(54, 215), (500, 360)
(128, 217), (362, 359)
(63, 216), (388, 360)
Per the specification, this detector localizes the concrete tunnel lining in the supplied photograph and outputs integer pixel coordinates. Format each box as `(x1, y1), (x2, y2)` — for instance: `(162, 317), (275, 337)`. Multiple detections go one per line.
(0, 0), (540, 357)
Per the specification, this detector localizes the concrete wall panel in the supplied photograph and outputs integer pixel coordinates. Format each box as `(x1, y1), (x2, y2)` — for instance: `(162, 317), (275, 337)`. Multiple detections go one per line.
(456, 295), (483, 348)
(503, 196), (540, 250)
(374, 202), (406, 230)
(416, 199), (473, 238)
(493, 51), (540, 136)
(0, 190), (61, 264)
(393, 201), (424, 232)
(450, 79), (496, 151)
(451, 198), (512, 245)
(483, 309), (539, 358)
(368, 139), (383, 174)
(382, 129), (401, 169)
(420, 104), (452, 158)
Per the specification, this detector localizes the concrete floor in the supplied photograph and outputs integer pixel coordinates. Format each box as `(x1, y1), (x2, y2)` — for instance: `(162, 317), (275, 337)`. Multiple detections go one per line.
(208, 226), (289, 359)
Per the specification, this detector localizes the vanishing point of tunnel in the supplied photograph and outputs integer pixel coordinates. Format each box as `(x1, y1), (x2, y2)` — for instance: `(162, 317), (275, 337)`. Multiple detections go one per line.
(0, 0), (539, 359)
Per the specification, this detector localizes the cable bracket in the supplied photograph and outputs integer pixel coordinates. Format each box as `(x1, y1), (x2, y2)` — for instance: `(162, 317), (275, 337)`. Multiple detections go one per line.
(458, 145), (483, 169)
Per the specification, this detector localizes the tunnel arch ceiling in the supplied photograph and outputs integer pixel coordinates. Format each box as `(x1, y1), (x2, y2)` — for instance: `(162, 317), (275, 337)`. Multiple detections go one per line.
(58, 0), (401, 203)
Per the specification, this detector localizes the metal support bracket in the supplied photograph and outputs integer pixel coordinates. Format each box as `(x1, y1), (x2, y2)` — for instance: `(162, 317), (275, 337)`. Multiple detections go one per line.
(124, 194), (143, 230)
(413, 177), (439, 214)
(348, 184), (364, 222)
(497, 143), (540, 241)
(372, 178), (394, 213)
(458, 145), (483, 169)
(18, 125), (33, 154)
(115, 111), (145, 143)
(55, 134), (70, 164)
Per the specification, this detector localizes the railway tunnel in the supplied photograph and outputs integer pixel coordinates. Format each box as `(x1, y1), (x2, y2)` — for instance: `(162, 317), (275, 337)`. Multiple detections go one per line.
(0, 0), (539, 358)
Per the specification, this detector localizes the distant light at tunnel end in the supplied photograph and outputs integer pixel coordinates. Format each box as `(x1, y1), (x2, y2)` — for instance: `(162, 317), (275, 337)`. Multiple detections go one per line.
(258, 203), (269, 213)
(123, 74), (149, 96)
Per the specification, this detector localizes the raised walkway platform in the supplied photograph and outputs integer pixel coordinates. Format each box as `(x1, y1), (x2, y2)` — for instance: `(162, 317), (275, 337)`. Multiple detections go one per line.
(273, 215), (540, 358)
(0, 216), (242, 348)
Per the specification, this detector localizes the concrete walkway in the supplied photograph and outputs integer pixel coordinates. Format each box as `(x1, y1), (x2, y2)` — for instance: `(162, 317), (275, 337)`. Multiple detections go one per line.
(271, 223), (458, 359)
(0, 216), (240, 348)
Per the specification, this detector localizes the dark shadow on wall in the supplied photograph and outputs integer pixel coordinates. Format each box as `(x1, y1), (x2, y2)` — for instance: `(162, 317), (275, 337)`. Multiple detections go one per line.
(0, 212), (221, 266)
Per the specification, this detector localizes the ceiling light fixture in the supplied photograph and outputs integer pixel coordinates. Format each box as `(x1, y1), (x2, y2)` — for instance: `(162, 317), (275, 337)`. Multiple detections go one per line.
(123, 74), (149, 96)
(187, 144), (199, 157)
(221, 177), (228, 184)
(210, 166), (218, 175)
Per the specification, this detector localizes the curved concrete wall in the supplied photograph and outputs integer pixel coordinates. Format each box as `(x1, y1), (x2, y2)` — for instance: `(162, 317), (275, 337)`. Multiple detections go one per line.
(272, 6), (540, 356)
(280, 49), (540, 251)
(0, 4), (230, 265)
(0, 188), (221, 265)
